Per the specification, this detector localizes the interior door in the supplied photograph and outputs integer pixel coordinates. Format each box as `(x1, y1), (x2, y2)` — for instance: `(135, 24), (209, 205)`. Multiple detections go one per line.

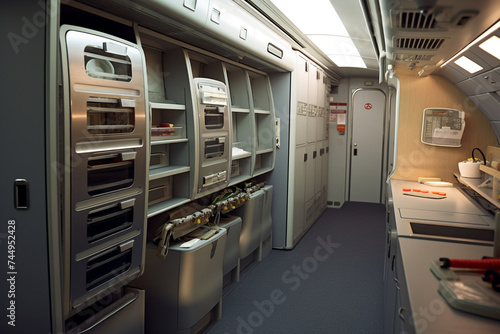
(349, 89), (386, 203)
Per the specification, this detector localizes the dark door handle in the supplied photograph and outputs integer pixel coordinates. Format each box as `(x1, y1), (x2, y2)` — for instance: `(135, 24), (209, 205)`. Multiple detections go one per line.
(354, 148), (358, 156)
(14, 179), (29, 209)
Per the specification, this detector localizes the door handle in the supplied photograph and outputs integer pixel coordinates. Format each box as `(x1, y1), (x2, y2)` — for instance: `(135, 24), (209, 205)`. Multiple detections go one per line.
(14, 179), (29, 209)
(354, 148), (358, 156)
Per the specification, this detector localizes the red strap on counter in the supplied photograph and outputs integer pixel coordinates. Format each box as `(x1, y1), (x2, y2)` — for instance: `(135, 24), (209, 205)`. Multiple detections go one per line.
(443, 258), (500, 270)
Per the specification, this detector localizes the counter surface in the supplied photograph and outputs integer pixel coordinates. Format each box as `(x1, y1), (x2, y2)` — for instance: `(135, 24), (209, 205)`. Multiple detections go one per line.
(398, 237), (499, 333)
(390, 179), (495, 242)
(389, 179), (500, 332)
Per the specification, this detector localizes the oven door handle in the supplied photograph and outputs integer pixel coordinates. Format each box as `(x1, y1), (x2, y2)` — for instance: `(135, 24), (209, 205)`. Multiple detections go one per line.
(120, 198), (136, 210)
(120, 151), (137, 161)
(103, 41), (128, 56)
(119, 240), (135, 253)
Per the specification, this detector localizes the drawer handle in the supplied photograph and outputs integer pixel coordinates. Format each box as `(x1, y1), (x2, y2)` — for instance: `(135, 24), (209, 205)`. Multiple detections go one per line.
(398, 307), (405, 320)
(120, 152), (137, 161)
(120, 198), (136, 210)
(119, 240), (135, 253)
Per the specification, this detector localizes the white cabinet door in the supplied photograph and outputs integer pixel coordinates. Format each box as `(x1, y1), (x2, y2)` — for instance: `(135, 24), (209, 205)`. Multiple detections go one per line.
(295, 113), (308, 146)
(315, 141), (322, 196)
(305, 143), (316, 203)
(296, 54), (309, 104)
(308, 62), (318, 106)
(293, 145), (306, 241)
(307, 109), (317, 144)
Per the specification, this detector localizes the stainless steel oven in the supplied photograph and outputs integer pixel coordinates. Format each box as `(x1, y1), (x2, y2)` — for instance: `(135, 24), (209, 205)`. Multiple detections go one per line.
(193, 78), (232, 198)
(60, 25), (148, 317)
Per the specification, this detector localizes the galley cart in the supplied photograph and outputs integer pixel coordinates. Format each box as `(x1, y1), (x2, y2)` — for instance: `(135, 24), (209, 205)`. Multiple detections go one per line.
(218, 215), (243, 286)
(132, 228), (227, 334)
(260, 185), (273, 260)
(232, 188), (265, 271)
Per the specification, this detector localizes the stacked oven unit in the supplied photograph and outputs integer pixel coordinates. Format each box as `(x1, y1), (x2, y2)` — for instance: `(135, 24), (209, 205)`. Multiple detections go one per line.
(193, 78), (232, 198)
(60, 25), (148, 327)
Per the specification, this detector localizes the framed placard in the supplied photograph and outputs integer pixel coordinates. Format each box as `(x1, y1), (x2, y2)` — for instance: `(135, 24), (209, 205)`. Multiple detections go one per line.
(421, 108), (465, 147)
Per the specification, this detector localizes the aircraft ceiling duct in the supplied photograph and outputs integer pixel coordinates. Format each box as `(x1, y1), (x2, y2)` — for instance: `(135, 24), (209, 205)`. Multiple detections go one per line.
(378, 0), (500, 75)
(76, 0), (295, 72)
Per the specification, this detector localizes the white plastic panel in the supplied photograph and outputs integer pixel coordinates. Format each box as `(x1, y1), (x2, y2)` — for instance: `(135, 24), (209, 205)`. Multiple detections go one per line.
(316, 109), (325, 142)
(308, 62), (319, 106)
(307, 110), (316, 144)
(206, 0), (294, 71)
(293, 145), (306, 242)
(470, 68), (500, 92)
(145, 0), (210, 28)
(295, 113), (307, 146)
(314, 141), (322, 196)
(296, 53), (309, 104)
(438, 65), (469, 84)
(469, 93), (500, 121)
(316, 69), (326, 109)
(305, 143), (316, 202)
(456, 78), (489, 96)
(321, 140), (329, 193)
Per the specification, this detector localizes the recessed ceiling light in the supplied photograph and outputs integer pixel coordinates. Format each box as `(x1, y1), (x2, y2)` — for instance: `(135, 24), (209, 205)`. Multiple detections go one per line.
(441, 21), (500, 68)
(270, 0), (366, 68)
(479, 35), (500, 60)
(454, 56), (483, 73)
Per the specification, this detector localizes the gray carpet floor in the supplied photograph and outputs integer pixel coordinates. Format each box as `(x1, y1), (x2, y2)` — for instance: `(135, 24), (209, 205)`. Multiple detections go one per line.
(204, 201), (386, 334)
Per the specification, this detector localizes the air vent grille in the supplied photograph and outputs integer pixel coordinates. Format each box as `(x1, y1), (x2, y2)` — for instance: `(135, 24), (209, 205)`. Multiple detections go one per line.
(395, 38), (444, 50)
(396, 11), (437, 29)
(395, 54), (434, 62)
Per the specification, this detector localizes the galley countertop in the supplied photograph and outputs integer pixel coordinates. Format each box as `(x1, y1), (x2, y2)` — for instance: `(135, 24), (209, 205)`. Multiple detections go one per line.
(388, 179), (500, 332)
(389, 179), (495, 241)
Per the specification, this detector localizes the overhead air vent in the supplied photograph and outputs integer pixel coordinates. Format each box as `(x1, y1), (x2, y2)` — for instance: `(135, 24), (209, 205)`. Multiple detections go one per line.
(395, 11), (437, 30)
(395, 54), (434, 62)
(395, 38), (445, 50)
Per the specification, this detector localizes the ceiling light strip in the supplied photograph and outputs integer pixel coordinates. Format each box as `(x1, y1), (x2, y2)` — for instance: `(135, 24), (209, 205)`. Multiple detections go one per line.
(441, 20), (500, 68)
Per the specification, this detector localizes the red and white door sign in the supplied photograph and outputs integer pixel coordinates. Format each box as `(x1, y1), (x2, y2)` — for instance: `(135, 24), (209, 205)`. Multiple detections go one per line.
(364, 103), (372, 110)
(329, 102), (347, 122)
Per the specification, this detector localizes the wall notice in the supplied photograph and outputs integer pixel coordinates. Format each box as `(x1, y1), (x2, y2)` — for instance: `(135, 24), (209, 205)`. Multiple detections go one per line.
(329, 102), (347, 122)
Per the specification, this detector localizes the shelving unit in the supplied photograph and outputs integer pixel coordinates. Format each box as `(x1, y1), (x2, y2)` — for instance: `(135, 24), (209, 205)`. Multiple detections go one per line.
(224, 63), (254, 184)
(139, 29), (198, 217)
(249, 71), (276, 176)
(138, 26), (277, 214)
(148, 102), (192, 217)
(458, 146), (500, 210)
